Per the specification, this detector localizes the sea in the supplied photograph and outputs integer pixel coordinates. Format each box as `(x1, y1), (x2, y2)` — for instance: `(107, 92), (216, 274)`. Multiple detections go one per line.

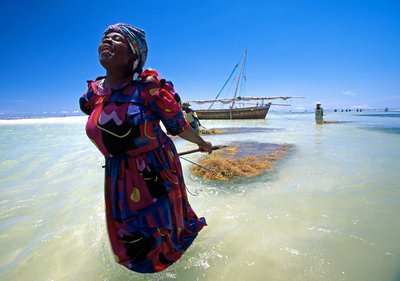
(0, 111), (399, 281)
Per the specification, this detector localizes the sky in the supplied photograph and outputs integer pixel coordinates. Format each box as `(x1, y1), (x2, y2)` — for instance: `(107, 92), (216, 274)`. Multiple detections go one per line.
(0, 0), (399, 117)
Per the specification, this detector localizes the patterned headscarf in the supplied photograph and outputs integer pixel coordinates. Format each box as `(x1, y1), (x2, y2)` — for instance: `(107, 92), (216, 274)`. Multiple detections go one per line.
(103, 23), (148, 74)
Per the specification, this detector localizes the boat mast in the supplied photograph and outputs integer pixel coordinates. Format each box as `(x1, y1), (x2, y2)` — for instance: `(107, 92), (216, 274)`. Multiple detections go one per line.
(231, 49), (247, 109)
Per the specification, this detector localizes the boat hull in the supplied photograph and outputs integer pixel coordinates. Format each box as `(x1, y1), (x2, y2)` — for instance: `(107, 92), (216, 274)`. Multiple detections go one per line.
(196, 104), (270, 120)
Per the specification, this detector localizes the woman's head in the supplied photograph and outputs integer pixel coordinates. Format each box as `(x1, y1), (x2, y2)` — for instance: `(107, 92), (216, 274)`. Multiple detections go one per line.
(100, 23), (148, 75)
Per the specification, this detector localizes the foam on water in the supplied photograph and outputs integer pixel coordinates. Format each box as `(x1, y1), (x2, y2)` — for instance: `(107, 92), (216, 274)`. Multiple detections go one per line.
(1, 113), (400, 281)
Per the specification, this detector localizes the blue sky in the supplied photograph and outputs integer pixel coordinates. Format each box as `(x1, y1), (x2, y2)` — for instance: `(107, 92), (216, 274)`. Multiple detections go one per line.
(1, 0), (399, 117)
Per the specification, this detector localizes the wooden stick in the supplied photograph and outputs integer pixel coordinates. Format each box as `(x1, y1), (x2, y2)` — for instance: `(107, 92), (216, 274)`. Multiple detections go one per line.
(178, 145), (228, 156)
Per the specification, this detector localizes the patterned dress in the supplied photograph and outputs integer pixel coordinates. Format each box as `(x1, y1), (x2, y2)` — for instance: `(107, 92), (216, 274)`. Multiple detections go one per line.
(79, 70), (206, 273)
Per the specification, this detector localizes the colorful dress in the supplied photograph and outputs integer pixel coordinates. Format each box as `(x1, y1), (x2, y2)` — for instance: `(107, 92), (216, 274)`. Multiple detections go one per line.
(79, 70), (206, 273)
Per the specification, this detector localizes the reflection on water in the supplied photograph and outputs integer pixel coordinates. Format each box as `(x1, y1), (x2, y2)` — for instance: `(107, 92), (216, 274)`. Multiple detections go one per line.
(358, 113), (400, 118)
(362, 126), (400, 135)
(355, 113), (400, 135)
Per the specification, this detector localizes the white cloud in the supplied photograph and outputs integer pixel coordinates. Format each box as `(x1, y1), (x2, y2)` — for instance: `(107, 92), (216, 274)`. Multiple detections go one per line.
(351, 104), (369, 109)
(342, 90), (357, 97)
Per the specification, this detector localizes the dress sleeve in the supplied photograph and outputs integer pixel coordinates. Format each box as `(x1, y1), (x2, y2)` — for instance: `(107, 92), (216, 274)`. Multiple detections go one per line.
(79, 81), (98, 115)
(142, 78), (190, 136)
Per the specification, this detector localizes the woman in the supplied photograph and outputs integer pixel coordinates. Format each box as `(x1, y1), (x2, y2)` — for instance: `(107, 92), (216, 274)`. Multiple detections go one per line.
(315, 102), (324, 124)
(79, 23), (212, 273)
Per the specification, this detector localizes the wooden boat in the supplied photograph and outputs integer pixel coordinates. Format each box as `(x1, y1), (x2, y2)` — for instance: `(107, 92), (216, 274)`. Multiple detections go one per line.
(196, 104), (270, 119)
(188, 50), (299, 120)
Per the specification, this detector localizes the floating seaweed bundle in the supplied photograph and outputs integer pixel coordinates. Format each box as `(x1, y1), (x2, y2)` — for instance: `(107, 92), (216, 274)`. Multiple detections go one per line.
(192, 142), (290, 180)
(201, 128), (239, 135)
(201, 127), (271, 135)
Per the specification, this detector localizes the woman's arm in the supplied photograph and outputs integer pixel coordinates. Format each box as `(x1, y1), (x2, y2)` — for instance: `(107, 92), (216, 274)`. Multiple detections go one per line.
(179, 127), (212, 153)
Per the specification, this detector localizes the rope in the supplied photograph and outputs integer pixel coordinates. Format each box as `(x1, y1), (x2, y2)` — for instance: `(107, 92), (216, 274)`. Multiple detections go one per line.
(208, 54), (243, 110)
(180, 156), (216, 174)
(185, 185), (203, 196)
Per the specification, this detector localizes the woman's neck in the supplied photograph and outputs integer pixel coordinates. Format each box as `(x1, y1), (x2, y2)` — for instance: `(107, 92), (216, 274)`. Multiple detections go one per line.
(104, 71), (133, 89)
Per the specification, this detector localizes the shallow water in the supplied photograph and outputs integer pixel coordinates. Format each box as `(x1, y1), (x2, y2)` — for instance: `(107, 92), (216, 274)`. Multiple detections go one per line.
(0, 113), (399, 281)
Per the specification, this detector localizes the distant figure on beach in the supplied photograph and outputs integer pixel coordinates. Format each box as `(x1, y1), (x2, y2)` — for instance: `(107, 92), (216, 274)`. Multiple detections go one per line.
(182, 102), (202, 134)
(315, 102), (324, 124)
(79, 23), (212, 273)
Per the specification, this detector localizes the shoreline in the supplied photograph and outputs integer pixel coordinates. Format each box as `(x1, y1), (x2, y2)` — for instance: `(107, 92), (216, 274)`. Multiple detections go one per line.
(1, 109), (396, 120)
(0, 115), (87, 124)
(1, 110), (398, 125)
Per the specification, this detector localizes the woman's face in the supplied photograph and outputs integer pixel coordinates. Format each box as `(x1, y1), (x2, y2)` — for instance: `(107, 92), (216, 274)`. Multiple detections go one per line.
(98, 32), (134, 71)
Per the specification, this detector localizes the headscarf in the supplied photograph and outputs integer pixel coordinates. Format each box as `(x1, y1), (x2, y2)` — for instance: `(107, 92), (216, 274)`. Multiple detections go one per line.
(103, 23), (148, 74)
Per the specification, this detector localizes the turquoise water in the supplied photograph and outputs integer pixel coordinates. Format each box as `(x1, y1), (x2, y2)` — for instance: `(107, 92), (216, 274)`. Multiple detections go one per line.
(0, 113), (399, 281)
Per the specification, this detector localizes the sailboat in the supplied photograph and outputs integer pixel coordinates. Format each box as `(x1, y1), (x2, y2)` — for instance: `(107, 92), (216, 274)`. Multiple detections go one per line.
(188, 49), (299, 120)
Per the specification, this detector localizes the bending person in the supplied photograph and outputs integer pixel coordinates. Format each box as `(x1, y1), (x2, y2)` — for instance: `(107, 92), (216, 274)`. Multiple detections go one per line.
(182, 102), (202, 134)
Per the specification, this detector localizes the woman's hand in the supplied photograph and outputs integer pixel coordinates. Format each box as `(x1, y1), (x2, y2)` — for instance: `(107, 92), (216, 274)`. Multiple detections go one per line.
(198, 140), (213, 154)
(178, 126), (213, 154)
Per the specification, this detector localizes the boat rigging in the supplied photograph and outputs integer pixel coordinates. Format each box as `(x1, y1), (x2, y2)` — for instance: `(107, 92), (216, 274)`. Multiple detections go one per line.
(187, 49), (304, 120)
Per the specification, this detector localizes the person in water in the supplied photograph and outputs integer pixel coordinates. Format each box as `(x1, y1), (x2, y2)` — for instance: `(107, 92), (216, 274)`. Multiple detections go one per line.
(181, 102), (201, 134)
(79, 23), (212, 273)
(315, 102), (324, 124)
